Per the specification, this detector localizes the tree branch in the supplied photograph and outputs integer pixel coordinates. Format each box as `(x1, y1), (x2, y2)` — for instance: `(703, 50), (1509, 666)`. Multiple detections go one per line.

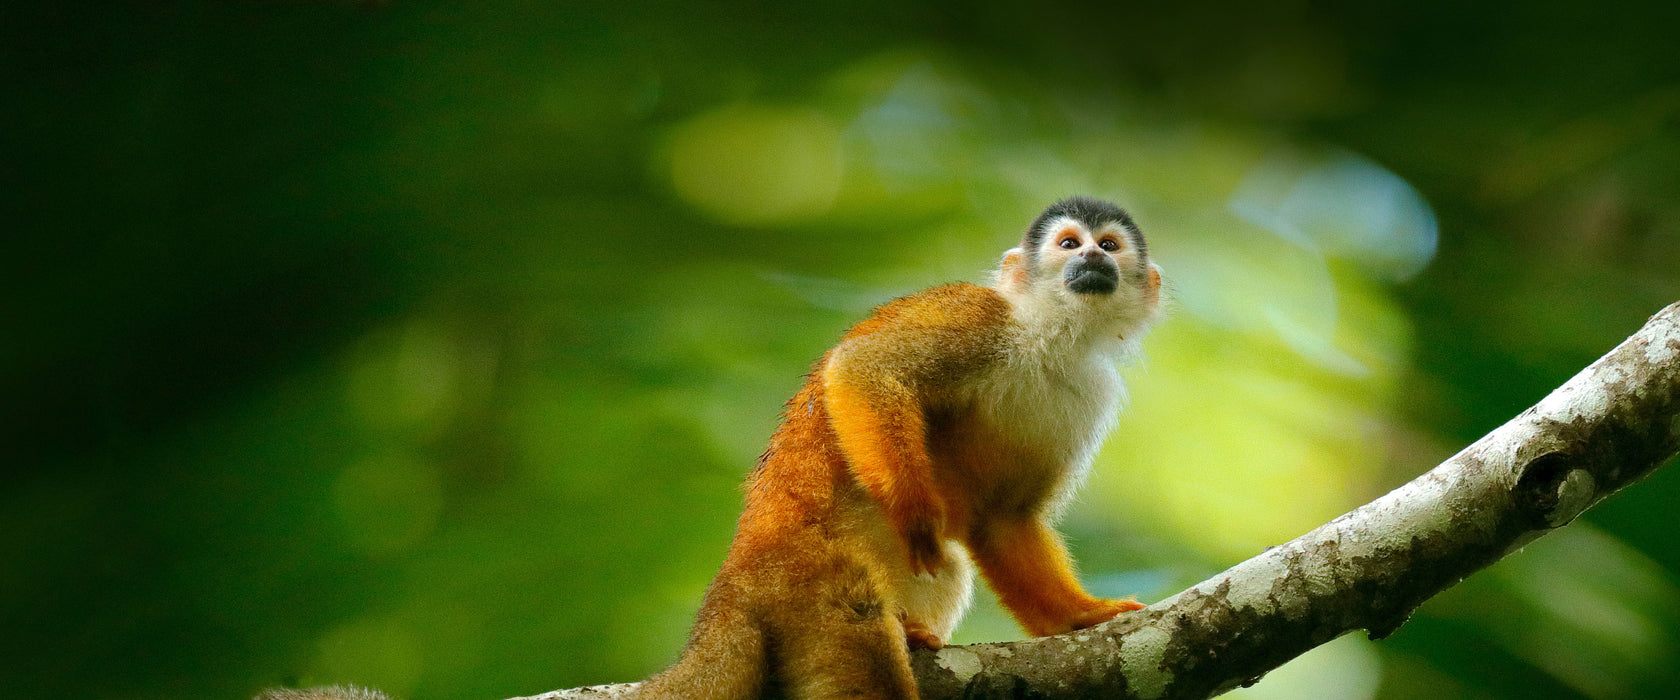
(515, 301), (1680, 700)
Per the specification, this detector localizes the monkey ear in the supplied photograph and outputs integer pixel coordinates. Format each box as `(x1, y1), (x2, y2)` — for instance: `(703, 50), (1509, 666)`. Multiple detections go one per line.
(1123, 262), (1165, 340)
(996, 247), (1029, 293)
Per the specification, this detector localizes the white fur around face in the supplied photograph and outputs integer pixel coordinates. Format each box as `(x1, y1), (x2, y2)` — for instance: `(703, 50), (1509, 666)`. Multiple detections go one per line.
(970, 311), (1129, 516)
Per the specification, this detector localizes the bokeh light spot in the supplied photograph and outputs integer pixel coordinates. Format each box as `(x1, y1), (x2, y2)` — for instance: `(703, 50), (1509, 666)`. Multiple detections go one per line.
(1231, 149), (1438, 282)
(346, 321), (463, 432)
(667, 104), (843, 225)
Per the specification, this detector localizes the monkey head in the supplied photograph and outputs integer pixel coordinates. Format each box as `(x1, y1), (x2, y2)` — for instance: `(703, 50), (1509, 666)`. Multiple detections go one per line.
(996, 196), (1162, 338)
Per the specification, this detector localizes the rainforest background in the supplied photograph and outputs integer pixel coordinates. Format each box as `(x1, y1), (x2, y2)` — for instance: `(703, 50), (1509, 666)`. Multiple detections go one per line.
(6, 1), (1680, 699)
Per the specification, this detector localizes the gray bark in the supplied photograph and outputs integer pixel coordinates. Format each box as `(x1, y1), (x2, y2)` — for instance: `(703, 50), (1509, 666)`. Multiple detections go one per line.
(516, 301), (1680, 700)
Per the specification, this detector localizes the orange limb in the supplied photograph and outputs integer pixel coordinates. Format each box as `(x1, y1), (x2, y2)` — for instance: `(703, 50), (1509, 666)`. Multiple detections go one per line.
(969, 517), (1143, 637)
(823, 364), (947, 575)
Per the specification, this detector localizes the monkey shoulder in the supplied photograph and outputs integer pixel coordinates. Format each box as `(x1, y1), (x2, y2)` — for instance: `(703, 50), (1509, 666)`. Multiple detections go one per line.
(831, 283), (1015, 387)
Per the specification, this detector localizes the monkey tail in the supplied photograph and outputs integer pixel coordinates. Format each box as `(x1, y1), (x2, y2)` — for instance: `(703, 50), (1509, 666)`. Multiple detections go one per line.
(634, 595), (767, 700)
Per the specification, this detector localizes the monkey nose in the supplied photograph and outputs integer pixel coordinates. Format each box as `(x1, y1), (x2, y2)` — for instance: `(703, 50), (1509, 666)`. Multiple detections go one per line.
(1080, 248), (1106, 260)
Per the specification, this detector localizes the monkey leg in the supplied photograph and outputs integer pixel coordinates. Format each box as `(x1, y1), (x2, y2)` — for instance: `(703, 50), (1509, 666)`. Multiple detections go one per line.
(902, 618), (944, 650)
(770, 560), (920, 700)
(883, 538), (973, 651)
(969, 517), (1143, 637)
(775, 607), (918, 700)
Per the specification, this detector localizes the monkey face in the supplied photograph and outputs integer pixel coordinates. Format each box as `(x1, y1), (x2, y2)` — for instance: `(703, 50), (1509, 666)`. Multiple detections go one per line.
(996, 198), (1163, 338)
(1033, 217), (1144, 299)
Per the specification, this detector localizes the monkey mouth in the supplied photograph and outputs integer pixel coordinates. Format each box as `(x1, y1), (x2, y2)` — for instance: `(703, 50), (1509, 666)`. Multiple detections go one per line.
(1064, 264), (1119, 295)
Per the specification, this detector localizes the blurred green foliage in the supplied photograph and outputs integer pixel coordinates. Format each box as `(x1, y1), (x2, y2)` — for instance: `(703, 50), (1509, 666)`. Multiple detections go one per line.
(5, 1), (1680, 700)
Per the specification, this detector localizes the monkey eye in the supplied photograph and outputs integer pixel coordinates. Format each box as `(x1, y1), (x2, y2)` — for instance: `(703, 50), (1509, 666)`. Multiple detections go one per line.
(1058, 237), (1081, 250)
(1098, 238), (1121, 252)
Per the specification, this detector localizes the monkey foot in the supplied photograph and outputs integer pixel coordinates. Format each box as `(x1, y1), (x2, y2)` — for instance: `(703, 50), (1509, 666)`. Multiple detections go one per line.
(1068, 597), (1147, 631)
(904, 621), (945, 650)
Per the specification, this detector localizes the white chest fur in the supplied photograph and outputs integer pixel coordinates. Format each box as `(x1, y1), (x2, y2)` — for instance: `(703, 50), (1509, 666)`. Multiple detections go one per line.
(963, 300), (1129, 509)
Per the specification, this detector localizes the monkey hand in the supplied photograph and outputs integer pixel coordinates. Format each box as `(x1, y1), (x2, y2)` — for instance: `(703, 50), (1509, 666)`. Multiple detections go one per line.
(1068, 597), (1147, 631)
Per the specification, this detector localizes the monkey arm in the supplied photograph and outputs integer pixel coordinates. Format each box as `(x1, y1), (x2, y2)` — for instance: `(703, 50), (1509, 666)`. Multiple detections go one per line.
(969, 517), (1143, 637)
(820, 283), (1013, 575)
(823, 356), (949, 574)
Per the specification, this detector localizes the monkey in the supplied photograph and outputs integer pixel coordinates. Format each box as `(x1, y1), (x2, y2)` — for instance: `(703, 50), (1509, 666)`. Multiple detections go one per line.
(633, 196), (1164, 700)
(253, 685), (390, 700)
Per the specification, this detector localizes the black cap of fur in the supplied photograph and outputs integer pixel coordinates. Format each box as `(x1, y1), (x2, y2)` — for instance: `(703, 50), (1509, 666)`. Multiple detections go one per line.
(1023, 196), (1146, 266)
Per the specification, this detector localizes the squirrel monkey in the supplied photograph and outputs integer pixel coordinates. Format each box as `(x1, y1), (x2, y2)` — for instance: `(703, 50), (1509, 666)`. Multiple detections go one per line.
(636, 197), (1163, 699)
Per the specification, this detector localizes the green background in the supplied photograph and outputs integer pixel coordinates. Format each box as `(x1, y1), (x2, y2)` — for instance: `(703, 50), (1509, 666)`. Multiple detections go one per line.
(6, 2), (1679, 699)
